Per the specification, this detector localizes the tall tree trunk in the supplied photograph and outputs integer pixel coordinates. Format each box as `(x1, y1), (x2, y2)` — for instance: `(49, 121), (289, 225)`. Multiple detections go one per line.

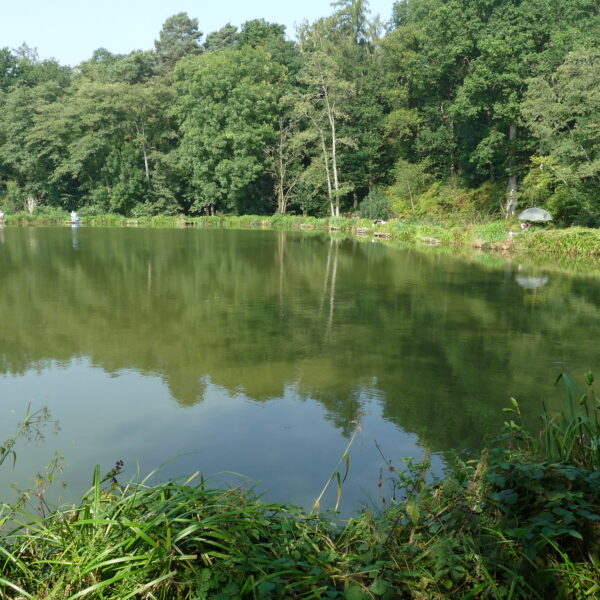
(325, 91), (340, 217)
(316, 124), (334, 217)
(142, 143), (150, 182)
(278, 135), (286, 213)
(137, 123), (151, 182)
(506, 122), (517, 217)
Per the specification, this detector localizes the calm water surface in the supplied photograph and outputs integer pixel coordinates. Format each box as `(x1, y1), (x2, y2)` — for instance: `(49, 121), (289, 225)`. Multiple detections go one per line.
(1, 227), (599, 512)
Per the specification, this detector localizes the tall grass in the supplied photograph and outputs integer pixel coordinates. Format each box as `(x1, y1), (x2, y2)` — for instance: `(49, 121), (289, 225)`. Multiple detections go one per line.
(5, 208), (69, 225)
(1, 468), (349, 599)
(540, 372), (600, 468)
(515, 228), (600, 256)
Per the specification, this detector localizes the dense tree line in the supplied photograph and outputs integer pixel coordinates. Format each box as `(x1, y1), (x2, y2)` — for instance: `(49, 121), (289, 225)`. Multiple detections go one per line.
(1, 0), (599, 224)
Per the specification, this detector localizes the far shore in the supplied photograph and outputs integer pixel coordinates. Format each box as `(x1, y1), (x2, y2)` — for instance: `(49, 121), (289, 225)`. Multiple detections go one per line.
(3, 211), (600, 258)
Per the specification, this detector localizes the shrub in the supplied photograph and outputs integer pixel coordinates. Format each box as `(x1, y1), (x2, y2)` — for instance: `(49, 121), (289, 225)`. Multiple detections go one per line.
(359, 189), (393, 220)
(1, 180), (27, 212)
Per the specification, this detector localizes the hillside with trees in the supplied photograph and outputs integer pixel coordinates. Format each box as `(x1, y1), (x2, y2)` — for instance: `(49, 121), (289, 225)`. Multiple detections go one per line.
(1, 0), (599, 225)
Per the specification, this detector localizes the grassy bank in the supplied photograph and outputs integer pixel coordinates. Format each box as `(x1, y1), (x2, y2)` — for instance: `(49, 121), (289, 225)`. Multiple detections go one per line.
(1, 375), (599, 599)
(513, 227), (600, 256)
(4, 209), (600, 256)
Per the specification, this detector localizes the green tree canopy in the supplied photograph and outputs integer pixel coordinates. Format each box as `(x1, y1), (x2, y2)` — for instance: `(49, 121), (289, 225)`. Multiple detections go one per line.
(154, 12), (203, 72)
(173, 48), (286, 214)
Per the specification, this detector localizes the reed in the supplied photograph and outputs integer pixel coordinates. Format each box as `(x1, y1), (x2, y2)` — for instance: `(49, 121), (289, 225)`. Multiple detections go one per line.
(539, 372), (600, 469)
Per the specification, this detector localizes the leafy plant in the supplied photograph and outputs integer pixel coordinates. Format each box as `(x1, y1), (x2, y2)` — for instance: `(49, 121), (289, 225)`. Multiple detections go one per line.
(358, 189), (393, 221)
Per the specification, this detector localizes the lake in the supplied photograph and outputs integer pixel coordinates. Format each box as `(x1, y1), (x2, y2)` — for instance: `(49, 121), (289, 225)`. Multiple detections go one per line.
(1, 226), (599, 513)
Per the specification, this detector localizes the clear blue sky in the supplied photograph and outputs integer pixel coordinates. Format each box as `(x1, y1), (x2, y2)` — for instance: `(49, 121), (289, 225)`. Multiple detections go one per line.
(1, 0), (394, 66)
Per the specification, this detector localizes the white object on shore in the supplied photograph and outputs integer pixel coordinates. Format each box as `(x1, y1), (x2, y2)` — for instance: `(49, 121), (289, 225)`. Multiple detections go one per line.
(518, 207), (552, 222)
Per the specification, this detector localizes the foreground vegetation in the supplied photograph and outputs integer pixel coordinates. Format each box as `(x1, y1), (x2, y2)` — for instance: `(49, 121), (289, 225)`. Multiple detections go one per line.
(1, 374), (599, 599)
(1, 0), (600, 225)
